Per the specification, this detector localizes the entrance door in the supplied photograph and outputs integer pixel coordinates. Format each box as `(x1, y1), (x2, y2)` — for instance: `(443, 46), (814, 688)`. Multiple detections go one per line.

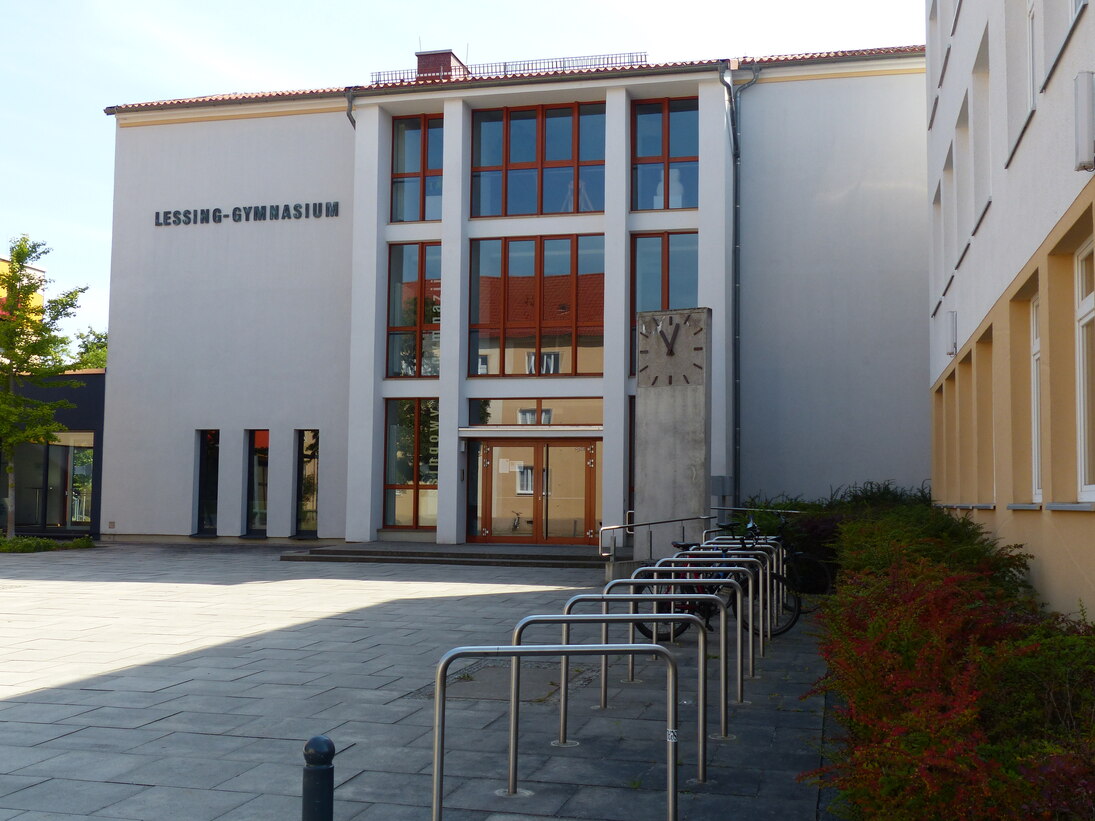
(468, 439), (600, 544)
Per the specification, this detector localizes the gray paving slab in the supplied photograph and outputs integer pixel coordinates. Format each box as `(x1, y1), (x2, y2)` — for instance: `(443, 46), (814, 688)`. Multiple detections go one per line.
(0, 543), (833, 820)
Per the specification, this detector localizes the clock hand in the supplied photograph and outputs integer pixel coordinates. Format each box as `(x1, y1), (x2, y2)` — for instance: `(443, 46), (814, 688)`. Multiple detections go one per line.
(659, 322), (681, 355)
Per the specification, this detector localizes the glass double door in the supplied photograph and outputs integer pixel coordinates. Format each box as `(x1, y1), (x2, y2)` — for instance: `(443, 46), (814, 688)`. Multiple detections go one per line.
(468, 439), (601, 544)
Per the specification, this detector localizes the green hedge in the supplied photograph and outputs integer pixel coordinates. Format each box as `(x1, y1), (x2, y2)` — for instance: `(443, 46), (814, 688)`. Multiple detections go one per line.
(807, 504), (1094, 820)
(0, 535), (95, 553)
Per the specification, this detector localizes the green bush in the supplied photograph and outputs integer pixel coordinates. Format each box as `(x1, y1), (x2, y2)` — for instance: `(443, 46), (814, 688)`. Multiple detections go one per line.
(0, 535), (96, 552)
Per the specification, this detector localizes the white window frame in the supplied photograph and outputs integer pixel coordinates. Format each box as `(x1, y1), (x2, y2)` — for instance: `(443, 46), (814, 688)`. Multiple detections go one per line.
(1031, 297), (1042, 502)
(1077, 239), (1095, 501)
(516, 465), (534, 495)
(517, 408), (537, 425)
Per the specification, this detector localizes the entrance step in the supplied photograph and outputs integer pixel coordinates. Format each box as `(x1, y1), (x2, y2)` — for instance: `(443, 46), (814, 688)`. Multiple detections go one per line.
(280, 543), (616, 569)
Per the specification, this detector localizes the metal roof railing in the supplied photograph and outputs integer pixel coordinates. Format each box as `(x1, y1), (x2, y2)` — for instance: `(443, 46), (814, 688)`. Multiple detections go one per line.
(372, 51), (649, 85)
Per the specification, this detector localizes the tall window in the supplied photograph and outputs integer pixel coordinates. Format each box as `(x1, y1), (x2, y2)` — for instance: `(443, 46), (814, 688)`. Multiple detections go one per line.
(387, 243), (442, 377)
(1077, 240), (1095, 499)
(631, 98), (699, 210)
(1031, 298), (1042, 502)
(469, 235), (604, 376)
(632, 232), (699, 313)
(295, 430), (319, 537)
(391, 115), (443, 222)
(471, 103), (606, 217)
(384, 399), (439, 528)
(195, 430), (219, 535)
(246, 430), (269, 536)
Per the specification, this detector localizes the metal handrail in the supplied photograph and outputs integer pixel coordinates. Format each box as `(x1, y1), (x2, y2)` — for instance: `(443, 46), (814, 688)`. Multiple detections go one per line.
(599, 514), (716, 560)
(432, 644), (679, 821)
(511, 613), (708, 785)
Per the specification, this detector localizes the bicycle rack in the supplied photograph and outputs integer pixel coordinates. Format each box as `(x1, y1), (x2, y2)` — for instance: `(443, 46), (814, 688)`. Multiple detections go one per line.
(656, 554), (773, 645)
(511, 613), (708, 784)
(603, 576), (754, 678)
(563, 592), (741, 737)
(432, 643), (680, 821)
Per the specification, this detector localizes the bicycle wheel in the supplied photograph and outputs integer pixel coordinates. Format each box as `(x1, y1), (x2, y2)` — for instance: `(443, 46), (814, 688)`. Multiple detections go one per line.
(632, 584), (692, 641)
(785, 553), (833, 614)
(735, 573), (800, 636)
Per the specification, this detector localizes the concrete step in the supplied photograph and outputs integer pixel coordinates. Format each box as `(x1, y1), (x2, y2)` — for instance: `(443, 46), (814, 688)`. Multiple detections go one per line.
(280, 545), (611, 569)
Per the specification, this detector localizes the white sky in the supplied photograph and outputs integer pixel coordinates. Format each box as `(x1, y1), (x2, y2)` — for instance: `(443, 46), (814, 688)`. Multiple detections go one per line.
(0, 0), (925, 338)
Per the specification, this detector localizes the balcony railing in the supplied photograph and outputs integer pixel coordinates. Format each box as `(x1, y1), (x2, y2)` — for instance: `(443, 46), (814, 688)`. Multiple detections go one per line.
(371, 52), (649, 85)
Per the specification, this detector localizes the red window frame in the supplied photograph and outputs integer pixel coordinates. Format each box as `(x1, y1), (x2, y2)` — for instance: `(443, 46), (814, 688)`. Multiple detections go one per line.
(471, 103), (605, 217)
(630, 97), (699, 211)
(469, 234), (605, 377)
(630, 231), (699, 371)
(386, 242), (442, 378)
(391, 114), (443, 222)
(383, 398), (439, 529)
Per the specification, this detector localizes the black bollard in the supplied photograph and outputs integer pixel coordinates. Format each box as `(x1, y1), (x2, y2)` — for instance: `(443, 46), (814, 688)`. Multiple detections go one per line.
(302, 735), (335, 821)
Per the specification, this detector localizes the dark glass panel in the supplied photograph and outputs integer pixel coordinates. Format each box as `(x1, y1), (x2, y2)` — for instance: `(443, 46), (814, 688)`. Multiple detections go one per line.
(634, 103), (663, 157)
(632, 163), (663, 211)
(470, 240), (502, 325)
(668, 99), (699, 157)
(541, 166), (574, 213)
(426, 118), (444, 170)
(388, 244), (420, 326)
(295, 430), (319, 535)
(420, 331), (441, 376)
(247, 430), (269, 535)
(579, 103), (605, 161)
(577, 235), (605, 274)
(473, 110), (504, 166)
(385, 399), (415, 484)
(506, 169), (538, 215)
(634, 235), (664, 312)
(508, 109), (538, 164)
(196, 430), (219, 534)
(418, 400), (440, 485)
(424, 176), (443, 220)
(668, 233), (699, 309)
(391, 178), (421, 222)
(392, 119), (421, 173)
(578, 165), (604, 211)
(669, 161), (698, 208)
(387, 332), (417, 377)
(544, 108), (573, 162)
(471, 171), (502, 216)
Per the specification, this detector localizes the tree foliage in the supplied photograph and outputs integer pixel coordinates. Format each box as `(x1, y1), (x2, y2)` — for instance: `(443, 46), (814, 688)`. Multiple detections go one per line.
(71, 327), (107, 369)
(0, 235), (87, 537)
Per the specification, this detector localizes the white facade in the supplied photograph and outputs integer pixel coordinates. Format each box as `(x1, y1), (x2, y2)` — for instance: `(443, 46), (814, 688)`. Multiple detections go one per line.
(102, 49), (929, 545)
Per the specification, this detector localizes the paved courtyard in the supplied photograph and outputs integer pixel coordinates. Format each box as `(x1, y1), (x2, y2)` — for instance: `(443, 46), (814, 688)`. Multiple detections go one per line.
(0, 544), (831, 820)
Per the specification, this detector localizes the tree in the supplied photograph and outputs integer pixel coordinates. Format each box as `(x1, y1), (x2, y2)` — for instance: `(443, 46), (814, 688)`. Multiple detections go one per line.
(0, 236), (87, 538)
(71, 327), (107, 369)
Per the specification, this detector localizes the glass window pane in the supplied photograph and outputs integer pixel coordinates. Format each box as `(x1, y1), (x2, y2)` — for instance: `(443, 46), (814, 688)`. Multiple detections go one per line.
(387, 332), (417, 377)
(543, 238), (572, 277)
(247, 430), (269, 534)
(577, 331), (605, 373)
(196, 430), (219, 534)
(508, 110), (538, 164)
(296, 430), (319, 535)
(385, 400), (415, 483)
(543, 239), (573, 325)
(540, 332), (573, 374)
(1081, 250), (1094, 301)
(542, 167), (574, 213)
(504, 331), (536, 374)
(393, 119), (421, 173)
(1085, 320), (1095, 485)
(634, 236), (664, 312)
(423, 247), (442, 326)
(634, 103), (663, 157)
(506, 169), (538, 215)
(578, 165), (605, 212)
(577, 267), (603, 325)
(507, 240), (536, 325)
(420, 331), (440, 376)
(470, 329), (499, 374)
(426, 118), (444, 170)
(669, 161), (698, 208)
(632, 164), (664, 211)
(471, 171), (502, 217)
(416, 490), (438, 527)
(579, 103), (605, 161)
(578, 235), (604, 274)
(473, 110), (503, 166)
(508, 240), (535, 277)
(470, 240), (502, 324)
(391, 178), (421, 222)
(384, 489), (414, 527)
(418, 400), (440, 485)
(668, 233), (699, 309)
(544, 108), (573, 162)
(424, 176), (443, 220)
(388, 245), (420, 326)
(668, 99), (698, 157)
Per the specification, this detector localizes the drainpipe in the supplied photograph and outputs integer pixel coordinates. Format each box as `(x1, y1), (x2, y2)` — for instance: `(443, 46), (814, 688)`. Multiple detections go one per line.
(719, 61), (759, 506)
(345, 88), (357, 129)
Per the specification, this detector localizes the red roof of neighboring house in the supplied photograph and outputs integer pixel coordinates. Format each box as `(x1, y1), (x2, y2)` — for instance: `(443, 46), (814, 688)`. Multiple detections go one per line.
(104, 46), (925, 115)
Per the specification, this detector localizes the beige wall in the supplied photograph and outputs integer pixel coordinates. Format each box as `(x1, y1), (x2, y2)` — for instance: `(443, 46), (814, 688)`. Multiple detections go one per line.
(932, 176), (1095, 615)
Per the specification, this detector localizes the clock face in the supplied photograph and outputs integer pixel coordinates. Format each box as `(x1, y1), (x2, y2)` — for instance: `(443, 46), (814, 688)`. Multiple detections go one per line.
(636, 311), (706, 388)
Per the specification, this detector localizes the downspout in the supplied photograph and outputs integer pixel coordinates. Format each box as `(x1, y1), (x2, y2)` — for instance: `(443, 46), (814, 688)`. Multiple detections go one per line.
(345, 88), (356, 129)
(719, 61), (760, 506)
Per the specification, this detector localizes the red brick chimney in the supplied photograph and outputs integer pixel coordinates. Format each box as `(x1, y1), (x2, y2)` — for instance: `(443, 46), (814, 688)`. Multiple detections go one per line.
(415, 49), (469, 81)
